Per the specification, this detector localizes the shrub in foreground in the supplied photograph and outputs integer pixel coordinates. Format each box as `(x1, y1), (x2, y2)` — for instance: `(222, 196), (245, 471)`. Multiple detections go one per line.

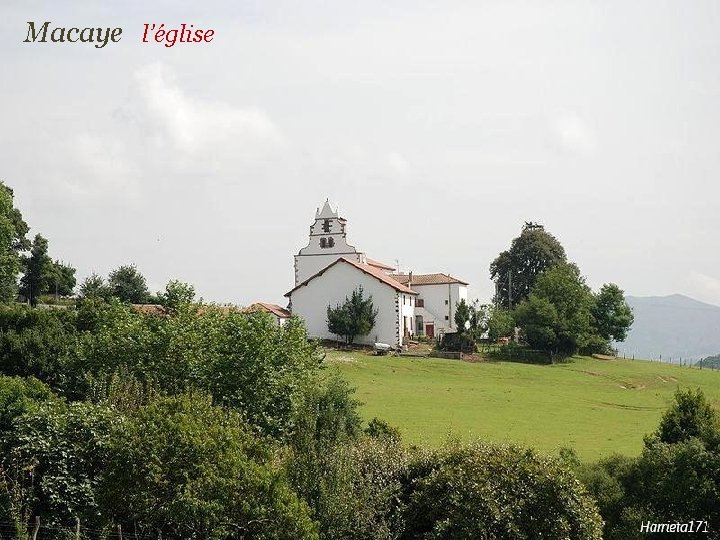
(399, 442), (603, 540)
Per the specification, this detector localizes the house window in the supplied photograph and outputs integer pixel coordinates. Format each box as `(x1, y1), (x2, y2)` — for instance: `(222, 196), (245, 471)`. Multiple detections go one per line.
(445, 300), (448, 305)
(445, 315), (449, 320)
(417, 299), (424, 308)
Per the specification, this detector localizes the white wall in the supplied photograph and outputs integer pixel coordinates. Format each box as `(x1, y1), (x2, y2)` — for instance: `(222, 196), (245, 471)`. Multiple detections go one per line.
(294, 252), (363, 285)
(288, 261), (402, 346)
(399, 292), (415, 340)
(412, 283), (468, 334)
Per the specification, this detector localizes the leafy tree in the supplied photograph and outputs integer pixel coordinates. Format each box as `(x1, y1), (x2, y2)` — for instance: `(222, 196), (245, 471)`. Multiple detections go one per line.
(108, 264), (149, 303)
(19, 234), (51, 306)
(490, 222), (567, 309)
(399, 441), (603, 539)
(158, 279), (196, 311)
(513, 295), (559, 351)
(487, 306), (515, 342)
(592, 283), (634, 343)
(655, 387), (719, 445)
(467, 300), (486, 340)
(288, 374), (365, 531)
(453, 298), (470, 332)
(5, 400), (118, 530)
(0, 304), (78, 389)
(575, 454), (642, 540)
(514, 263), (594, 355)
(44, 260), (76, 297)
(578, 389), (720, 540)
(297, 435), (409, 540)
(0, 182), (29, 303)
(101, 394), (318, 540)
(78, 272), (112, 300)
(0, 376), (60, 535)
(327, 287), (379, 345)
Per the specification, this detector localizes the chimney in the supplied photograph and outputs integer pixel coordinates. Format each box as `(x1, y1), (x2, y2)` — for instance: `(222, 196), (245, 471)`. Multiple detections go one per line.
(408, 271), (413, 287)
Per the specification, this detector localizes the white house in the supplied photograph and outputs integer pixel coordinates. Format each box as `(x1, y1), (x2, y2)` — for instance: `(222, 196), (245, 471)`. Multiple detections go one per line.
(286, 200), (468, 347)
(286, 257), (417, 346)
(393, 273), (468, 339)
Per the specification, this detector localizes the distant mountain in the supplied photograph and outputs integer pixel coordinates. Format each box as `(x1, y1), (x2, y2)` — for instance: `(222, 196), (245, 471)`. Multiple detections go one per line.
(616, 294), (720, 362)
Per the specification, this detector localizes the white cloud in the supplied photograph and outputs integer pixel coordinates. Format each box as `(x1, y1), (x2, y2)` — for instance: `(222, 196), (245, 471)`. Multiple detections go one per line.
(553, 113), (598, 157)
(130, 63), (284, 160)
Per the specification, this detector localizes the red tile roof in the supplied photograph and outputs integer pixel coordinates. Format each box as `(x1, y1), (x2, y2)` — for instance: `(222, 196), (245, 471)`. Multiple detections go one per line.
(244, 302), (291, 318)
(285, 257), (418, 296)
(393, 273), (469, 286)
(131, 304), (170, 316)
(366, 258), (396, 271)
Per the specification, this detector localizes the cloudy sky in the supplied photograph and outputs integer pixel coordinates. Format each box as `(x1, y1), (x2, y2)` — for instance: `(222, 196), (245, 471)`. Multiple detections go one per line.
(2, 0), (719, 306)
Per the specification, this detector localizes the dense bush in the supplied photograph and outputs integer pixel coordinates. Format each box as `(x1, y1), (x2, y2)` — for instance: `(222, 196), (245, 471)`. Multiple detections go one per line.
(311, 436), (410, 540)
(438, 332), (475, 353)
(398, 442), (603, 540)
(1, 299), (326, 440)
(0, 304), (78, 389)
(577, 389), (720, 540)
(1, 382), (319, 539)
(102, 394), (318, 540)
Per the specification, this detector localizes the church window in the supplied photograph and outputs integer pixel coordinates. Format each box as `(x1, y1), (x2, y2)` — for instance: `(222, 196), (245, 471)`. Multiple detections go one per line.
(322, 219), (331, 233)
(320, 238), (327, 248)
(328, 237), (335, 247)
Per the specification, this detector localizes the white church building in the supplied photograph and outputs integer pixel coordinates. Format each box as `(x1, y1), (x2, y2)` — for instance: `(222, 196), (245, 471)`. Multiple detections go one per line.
(285, 200), (468, 347)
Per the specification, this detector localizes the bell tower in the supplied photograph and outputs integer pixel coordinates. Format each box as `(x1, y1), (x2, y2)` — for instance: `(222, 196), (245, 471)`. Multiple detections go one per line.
(294, 199), (364, 285)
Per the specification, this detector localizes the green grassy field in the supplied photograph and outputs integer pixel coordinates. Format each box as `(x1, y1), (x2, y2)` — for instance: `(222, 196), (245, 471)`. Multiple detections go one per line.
(327, 350), (720, 461)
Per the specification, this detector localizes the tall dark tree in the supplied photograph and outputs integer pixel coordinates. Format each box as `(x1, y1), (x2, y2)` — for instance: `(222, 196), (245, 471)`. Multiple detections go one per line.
(591, 284), (634, 343)
(108, 264), (149, 303)
(490, 222), (566, 309)
(454, 298), (471, 332)
(19, 234), (51, 306)
(327, 287), (378, 345)
(0, 182), (30, 302)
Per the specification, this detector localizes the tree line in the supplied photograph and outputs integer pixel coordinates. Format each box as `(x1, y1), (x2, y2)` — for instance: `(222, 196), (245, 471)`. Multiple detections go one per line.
(2, 180), (717, 538)
(1, 180), (192, 309)
(440, 222), (634, 359)
(0, 297), (606, 539)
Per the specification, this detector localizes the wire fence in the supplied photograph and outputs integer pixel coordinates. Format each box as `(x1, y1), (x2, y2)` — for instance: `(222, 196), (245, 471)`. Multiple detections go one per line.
(0, 519), (157, 540)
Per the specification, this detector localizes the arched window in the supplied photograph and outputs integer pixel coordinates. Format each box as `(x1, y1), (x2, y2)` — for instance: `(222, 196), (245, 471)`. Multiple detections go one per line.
(320, 238), (327, 248)
(328, 237), (335, 247)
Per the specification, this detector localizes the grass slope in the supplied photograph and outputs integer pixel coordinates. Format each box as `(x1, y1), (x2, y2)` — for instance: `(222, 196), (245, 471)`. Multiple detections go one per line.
(328, 350), (720, 460)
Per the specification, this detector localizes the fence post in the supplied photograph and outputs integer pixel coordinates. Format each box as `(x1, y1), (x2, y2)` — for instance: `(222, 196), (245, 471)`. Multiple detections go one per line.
(118, 524), (123, 540)
(76, 517), (81, 540)
(32, 516), (40, 540)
